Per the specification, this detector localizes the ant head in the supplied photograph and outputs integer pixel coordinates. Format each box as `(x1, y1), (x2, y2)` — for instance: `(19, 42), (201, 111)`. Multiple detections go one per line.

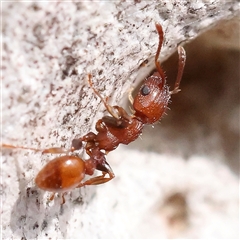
(132, 23), (172, 124)
(133, 73), (170, 124)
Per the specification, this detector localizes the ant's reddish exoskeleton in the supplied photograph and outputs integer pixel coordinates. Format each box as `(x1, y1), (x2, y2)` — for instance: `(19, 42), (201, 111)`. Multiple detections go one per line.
(2, 23), (186, 204)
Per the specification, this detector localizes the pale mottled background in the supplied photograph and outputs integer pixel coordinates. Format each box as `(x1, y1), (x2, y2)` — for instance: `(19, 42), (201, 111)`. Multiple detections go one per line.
(2, 1), (239, 239)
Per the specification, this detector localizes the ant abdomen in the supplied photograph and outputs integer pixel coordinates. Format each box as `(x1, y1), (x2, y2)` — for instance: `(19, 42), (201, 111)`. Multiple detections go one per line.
(35, 155), (85, 192)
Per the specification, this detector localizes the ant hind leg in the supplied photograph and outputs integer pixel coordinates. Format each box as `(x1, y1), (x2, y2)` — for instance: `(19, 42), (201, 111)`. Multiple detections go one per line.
(2, 143), (72, 155)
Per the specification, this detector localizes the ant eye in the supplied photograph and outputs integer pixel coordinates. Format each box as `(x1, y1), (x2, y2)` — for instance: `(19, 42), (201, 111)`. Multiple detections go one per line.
(141, 85), (150, 96)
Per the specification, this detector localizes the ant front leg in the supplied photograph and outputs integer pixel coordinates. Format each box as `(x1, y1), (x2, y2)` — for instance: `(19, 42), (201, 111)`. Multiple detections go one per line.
(88, 74), (127, 120)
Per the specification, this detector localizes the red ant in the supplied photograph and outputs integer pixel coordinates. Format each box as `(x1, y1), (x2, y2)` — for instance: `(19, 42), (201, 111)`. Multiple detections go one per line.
(2, 23), (186, 204)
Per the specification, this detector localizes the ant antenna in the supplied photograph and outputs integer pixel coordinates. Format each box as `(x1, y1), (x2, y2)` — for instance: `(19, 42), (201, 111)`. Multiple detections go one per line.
(155, 23), (166, 89)
(171, 46), (186, 94)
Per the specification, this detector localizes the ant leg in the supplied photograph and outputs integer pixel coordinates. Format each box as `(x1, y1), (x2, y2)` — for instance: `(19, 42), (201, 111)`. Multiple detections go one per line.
(49, 192), (55, 201)
(1, 143), (71, 155)
(80, 132), (97, 143)
(2, 143), (42, 152)
(48, 192), (66, 204)
(128, 87), (134, 105)
(170, 46), (186, 95)
(41, 138), (83, 153)
(42, 148), (70, 154)
(77, 172), (114, 187)
(88, 74), (132, 122)
(77, 161), (115, 187)
(3, 137), (83, 154)
(88, 74), (121, 120)
(79, 132), (97, 155)
(128, 87), (135, 114)
(71, 138), (83, 151)
(61, 193), (67, 204)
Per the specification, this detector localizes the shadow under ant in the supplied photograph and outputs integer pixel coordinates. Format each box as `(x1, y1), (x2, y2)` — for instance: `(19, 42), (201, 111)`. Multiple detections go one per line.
(9, 184), (96, 239)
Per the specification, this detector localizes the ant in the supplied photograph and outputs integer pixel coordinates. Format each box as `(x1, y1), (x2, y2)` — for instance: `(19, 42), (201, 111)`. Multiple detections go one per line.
(2, 23), (186, 204)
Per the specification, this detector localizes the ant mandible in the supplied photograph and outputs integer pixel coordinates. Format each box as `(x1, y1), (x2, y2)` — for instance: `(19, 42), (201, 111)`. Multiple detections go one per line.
(2, 23), (186, 204)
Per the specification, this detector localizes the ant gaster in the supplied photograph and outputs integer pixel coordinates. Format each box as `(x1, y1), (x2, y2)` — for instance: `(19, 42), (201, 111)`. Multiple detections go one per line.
(2, 23), (186, 204)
